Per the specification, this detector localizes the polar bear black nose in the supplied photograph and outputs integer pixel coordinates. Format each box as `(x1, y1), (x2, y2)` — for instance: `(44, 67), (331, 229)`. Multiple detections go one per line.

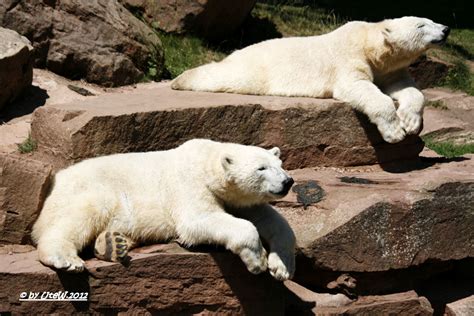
(443, 26), (450, 38)
(283, 177), (294, 191)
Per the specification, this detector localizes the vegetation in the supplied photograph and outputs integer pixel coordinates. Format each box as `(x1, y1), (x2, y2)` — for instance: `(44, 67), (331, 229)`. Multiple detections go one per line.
(17, 134), (37, 154)
(422, 137), (474, 158)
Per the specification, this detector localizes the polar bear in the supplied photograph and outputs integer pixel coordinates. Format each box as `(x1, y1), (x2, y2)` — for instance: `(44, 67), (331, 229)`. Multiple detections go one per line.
(32, 139), (296, 281)
(171, 17), (450, 143)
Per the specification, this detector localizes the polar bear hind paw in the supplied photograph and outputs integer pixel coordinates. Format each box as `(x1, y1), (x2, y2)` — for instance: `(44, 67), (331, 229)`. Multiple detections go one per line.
(94, 231), (132, 262)
(397, 109), (422, 135)
(268, 252), (294, 281)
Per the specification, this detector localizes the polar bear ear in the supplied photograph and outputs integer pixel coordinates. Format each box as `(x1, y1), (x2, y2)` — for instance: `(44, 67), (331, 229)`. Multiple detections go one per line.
(221, 154), (234, 170)
(269, 147), (281, 158)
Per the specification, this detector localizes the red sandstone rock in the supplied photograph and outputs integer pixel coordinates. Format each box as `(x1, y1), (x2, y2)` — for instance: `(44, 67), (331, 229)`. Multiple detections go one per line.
(0, 245), (285, 315)
(0, 153), (52, 244)
(30, 82), (423, 170)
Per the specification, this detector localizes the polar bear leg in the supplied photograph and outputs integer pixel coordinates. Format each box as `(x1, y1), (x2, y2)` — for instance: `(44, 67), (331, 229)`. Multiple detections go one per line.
(176, 210), (268, 274)
(334, 79), (406, 143)
(35, 197), (110, 272)
(382, 73), (425, 135)
(94, 231), (136, 262)
(243, 205), (296, 281)
(37, 232), (86, 272)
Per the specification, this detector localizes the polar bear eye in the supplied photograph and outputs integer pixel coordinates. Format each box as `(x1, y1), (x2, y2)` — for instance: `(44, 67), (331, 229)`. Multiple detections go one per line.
(417, 24), (425, 29)
(258, 166), (267, 171)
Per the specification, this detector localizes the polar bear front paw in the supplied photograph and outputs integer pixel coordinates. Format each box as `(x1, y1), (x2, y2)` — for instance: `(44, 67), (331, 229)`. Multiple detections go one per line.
(268, 252), (294, 281)
(42, 254), (85, 272)
(238, 244), (268, 274)
(376, 116), (406, 143)
(397, 109), (422, 135)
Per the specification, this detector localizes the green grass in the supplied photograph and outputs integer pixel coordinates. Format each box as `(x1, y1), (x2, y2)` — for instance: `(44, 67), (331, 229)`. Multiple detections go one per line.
(17, 134), (37, 154)
(423, 137), (474, 158)
(158, 33), (226, 79)
(441, 61), (474, 95)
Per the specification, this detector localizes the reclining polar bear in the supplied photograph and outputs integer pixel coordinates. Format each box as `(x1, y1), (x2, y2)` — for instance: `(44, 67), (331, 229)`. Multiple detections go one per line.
(32, 139), (296, 281)
(172, 17), (450, 143)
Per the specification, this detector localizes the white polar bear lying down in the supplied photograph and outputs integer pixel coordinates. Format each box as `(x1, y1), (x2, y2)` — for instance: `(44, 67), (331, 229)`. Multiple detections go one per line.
(32, 139), (296, 281)
(172, 17), (450, 143)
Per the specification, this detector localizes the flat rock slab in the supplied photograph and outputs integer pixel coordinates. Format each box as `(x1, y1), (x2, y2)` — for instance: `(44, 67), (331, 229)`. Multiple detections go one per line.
(0, 244), (286, 315)
(277, 154), (474, 273)
(31, 82), (423, 170)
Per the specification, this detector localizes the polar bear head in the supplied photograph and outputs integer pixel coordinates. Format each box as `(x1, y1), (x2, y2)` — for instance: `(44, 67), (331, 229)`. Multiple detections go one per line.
(218, 145), (294, 207)
(382, 16), (450, 54)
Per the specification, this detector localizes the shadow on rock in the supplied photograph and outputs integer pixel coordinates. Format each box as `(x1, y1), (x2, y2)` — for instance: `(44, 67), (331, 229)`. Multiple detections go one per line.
(56, 270), (91, 312)
(0, 85), (49, 123)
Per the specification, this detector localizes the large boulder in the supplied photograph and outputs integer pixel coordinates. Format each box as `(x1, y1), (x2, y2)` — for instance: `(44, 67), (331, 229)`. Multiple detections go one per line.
(0, 0), (164, 87)
(120, 0), (256, 40)
(30, 82), (423, 170)
(0, 27), (33, 111)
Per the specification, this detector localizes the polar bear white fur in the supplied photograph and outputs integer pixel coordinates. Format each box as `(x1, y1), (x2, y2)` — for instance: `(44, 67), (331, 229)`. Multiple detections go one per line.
(172, 17), (450, 143)
(32, 139), (296, 281)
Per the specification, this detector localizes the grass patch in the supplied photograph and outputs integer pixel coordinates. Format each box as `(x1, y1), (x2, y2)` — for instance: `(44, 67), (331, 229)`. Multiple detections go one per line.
(441, 61), (474, 95)
(158, 33), (226, 79)
(423, 137), (474, 158)
(425, 100), (448, 110)
(17, 134), (37, 154)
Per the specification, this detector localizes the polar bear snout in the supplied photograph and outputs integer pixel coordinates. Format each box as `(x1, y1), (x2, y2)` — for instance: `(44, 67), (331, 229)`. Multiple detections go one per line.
(271, 176), (294, 197)
(441, 26), (450, 41)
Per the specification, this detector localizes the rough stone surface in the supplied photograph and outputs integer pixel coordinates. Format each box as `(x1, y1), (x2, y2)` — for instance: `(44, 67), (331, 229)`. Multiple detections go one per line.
(422, 88), (474, 145)
(0, 153), (52, 244)
(30, 82), (424, 170)
(314, 291), (433, 315)
(275, 154), (474, 273)
(120, 0), (256, 40)
(0, 0), (164, 86)
(445, 295), (474, 316)
(285, 280), (434, 315)
(0, 27), (33, 111)
(0, 244), (286, 315)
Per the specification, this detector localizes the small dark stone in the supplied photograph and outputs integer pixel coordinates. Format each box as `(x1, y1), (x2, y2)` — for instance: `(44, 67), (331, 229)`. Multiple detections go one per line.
(339, 176), (378, 184)
(67, 85), (95, 96)
(292, 181), (325, 208)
